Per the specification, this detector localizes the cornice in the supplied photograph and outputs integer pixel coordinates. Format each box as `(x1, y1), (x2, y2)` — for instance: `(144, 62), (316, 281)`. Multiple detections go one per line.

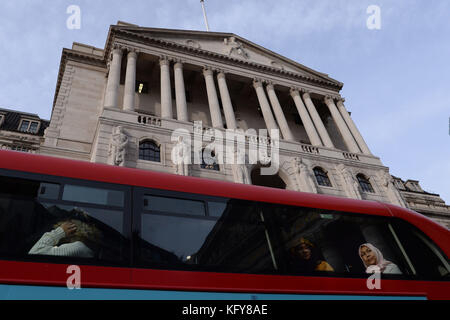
(110, 29), (343, 92)
(52, 26), (343, 114)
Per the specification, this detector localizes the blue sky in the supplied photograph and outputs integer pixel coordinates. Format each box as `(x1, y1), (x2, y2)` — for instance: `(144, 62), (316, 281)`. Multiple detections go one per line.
(0, 0), (449, 202)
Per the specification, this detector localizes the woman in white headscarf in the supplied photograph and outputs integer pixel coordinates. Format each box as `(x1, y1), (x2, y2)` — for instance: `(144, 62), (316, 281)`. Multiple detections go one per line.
(358, 243), (402, 274)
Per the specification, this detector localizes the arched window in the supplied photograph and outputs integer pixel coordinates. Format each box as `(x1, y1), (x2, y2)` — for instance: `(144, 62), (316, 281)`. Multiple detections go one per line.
(200, 148), (219, 171)
(139, 140), (160, 162)
(313, 167), (332, 187)
(357, 174), (374, 193)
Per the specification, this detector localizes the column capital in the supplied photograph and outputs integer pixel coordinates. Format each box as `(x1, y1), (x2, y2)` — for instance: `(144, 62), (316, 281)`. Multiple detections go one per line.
(174, 60), (184, 69)
(217, 71), (227, 80)
(302, 91), (311, 100)
(289, 87), (300, 97)
(252, 79), (263, 89)
(126, 50), (138, 59)
(112, 43), (125, 52)
(299, 87), (311, 94)
(159, 56), (171, 66)
(203, 66), (214, 76)
(324, 95), (334, 103)
(337, 97), (346, 103)
(266, 82), (275, 90)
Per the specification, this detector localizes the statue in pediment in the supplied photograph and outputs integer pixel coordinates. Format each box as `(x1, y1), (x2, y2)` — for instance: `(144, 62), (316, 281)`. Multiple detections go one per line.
(224, 36), (249, 59)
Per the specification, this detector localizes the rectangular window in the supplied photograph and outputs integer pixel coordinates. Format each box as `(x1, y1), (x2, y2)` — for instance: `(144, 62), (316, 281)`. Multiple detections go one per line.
(137, 196), (276, 273)
(143, 195), (205, 216)
(0, 174), (128, 264)
(18, 120), (40, 133)
(62, 184), (124, 207)
(19, 120), (30, 132)
(29, 121), (39, 133)
(266, 204), (414, 278)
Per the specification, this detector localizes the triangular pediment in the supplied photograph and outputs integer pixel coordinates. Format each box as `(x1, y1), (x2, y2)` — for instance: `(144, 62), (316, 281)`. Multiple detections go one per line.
(111, 25), (341, 87)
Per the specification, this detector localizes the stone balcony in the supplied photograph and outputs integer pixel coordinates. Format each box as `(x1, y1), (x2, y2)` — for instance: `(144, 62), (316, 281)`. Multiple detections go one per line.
(100, 107), (384, 167)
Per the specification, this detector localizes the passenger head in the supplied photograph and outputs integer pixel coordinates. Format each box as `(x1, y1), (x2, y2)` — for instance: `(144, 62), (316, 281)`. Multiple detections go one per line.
(359, 243), (379, 267)
(55, 219), (102, 252)
(291, 237), (315, 261)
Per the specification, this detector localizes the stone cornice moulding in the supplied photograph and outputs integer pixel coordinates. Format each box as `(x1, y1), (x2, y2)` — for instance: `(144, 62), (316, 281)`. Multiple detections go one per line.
(114, 38), (340, 98)
(110, 29), (343, 90)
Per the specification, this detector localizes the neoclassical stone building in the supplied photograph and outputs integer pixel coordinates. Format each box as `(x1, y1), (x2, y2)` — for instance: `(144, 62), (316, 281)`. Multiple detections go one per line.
(36, 21), (449, 227)
(0, 108), (48, 153)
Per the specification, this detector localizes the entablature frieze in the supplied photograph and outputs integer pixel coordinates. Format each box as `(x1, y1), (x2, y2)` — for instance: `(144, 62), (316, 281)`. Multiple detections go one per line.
(111, 33), (342, 95)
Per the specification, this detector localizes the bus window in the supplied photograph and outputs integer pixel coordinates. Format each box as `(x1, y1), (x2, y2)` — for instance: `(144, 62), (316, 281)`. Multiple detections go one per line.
(137, 196), (276, 274)
(143, 195), (205, 216)
(266, 204), (414, 278)
(0, 174), (129, 264)
(63, 184), (124, 207)
(392, 219), (450, 280)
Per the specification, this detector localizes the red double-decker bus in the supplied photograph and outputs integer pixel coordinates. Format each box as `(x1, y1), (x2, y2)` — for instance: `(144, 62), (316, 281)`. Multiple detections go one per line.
(0, 150), (448, 300)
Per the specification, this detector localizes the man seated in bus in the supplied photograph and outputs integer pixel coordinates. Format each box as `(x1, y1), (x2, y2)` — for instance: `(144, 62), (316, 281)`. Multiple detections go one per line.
(358, 243), (402, 274)
(28, 220), (102, 258)
(289, 237), (334, 273)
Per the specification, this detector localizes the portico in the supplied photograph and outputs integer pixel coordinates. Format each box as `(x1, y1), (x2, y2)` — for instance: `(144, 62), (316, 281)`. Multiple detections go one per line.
(102, 43), (371, 157)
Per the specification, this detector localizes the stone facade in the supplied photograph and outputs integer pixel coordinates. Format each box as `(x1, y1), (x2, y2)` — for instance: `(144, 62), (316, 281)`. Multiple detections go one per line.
(393, 177), (450, 229)
(0, 108), (48, 153)
(27, 21), (448, 228)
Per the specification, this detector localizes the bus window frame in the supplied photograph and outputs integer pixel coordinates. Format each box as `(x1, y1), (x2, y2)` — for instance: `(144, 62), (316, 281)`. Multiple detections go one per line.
(260, 202), (421, 281)
(0, 168), (133, 268)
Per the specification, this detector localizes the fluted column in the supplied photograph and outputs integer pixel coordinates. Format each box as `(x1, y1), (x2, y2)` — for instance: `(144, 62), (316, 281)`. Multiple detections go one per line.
(174, 61), (188, 122)
(337, 99), (372, 155)
(302, 91), (334, 148)
(217, 72), (237, 130)
(290, 89), (322, 146)
(160, 58), (173, 119)
(266, 83), (294, 141)
(104, 46), (123, 108)
(203, 68), (223, 128)
(324, 96), (360, 153)
(123, 50), (138, 112)
(253, 80), (278, 136)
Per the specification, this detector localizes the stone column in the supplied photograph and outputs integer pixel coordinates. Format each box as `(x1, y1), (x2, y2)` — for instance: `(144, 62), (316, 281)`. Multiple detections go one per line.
(266, 83), (294, 141)
(302, 91), (334, 148)
(104, 46), (123, 108)
(160, 57), (173, 119)
(324, 96), (360, 153)
(217, 72), (237, 130)
(123, 50), (138, 112)
(203, 67), (223, 128)
(290, 88), (322, 146)
(253, 80), (278, 135)
(174, 61), (188, 122)
(336, 99), (372, 155)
